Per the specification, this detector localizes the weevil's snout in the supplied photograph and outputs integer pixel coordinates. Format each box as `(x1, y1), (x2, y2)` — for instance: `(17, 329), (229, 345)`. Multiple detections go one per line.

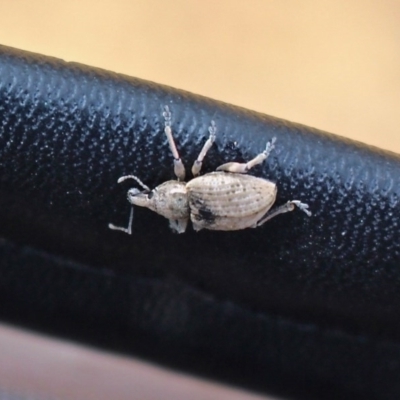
(127, 188), (152, 208)
(127, 188), (142, 198)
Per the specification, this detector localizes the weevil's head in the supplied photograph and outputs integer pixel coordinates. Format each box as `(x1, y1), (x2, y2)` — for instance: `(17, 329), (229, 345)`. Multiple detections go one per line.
(127, 180), (189, 221)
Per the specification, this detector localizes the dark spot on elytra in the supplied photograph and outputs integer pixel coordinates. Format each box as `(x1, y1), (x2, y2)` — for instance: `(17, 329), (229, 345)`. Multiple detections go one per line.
(197, 206), (216, 224)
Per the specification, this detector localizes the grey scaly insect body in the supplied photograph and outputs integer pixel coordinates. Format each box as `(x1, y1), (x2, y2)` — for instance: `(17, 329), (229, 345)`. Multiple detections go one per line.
(109, 106), (311, 234)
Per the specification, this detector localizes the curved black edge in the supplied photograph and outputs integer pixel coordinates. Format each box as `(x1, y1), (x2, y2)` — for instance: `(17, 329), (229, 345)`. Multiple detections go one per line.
(0, 44), (399, 399)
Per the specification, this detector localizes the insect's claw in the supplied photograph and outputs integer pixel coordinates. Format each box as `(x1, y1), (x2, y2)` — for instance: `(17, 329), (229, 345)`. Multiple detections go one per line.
(162, 105), (172, 125)
(264, 136), (276, 155)
(209, 120), (217, 139)
(292, 201), (312, 216)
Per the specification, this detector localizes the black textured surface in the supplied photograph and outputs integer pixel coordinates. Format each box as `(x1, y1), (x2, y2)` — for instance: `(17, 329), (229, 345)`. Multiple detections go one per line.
(0, 44), (399, 399)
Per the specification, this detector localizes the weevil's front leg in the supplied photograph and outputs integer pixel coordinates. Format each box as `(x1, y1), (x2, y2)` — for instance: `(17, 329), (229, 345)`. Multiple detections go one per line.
(169, 218), (189, 234)
(217, 137), (276, 174)
(163, 106), (186, 181)
(255, 200), (311, 227)
(108, 207), (134, 235)
(191, 121), (217, 177)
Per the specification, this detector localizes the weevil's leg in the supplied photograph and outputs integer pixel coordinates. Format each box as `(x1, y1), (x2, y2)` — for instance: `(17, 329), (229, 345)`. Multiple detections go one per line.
(108, 207), (134, 235)
(191, 121), (217, 177)
(256, 200), (312, 226)
(163, 106), (186, 181)
(168, 218), (189, 234)
(255, 200), (311, 227)
(217, 137), (276, 174)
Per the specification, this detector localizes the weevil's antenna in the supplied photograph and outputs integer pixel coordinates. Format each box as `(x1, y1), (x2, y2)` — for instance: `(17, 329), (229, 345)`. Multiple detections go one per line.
(117, 175), (151, 191)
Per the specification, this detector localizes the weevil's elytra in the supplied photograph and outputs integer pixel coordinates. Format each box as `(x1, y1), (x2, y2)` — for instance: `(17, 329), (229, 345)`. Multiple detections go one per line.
(108, 106), (311, 234)
(187, 172), (277, 231)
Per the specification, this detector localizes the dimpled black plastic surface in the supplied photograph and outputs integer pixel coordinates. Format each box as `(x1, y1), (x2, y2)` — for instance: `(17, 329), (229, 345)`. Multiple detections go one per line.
(0, 44), (399, 399)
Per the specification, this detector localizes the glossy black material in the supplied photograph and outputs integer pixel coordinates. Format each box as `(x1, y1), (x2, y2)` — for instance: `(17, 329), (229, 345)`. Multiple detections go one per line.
(0, 44), (399, 399)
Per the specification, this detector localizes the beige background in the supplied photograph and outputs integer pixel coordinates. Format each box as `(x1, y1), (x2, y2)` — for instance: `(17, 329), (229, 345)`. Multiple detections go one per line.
(0, 1), (399, 399)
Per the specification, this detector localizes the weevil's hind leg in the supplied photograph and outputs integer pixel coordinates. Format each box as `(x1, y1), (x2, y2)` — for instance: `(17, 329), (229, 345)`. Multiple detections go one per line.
(217, 137), (276, 174)
(255, 200), (312, 227)
(108, 207), (134, 235)
(163, 106), (186, 181)
(191, 121), (217, 177)
(169, 218), (189, 234)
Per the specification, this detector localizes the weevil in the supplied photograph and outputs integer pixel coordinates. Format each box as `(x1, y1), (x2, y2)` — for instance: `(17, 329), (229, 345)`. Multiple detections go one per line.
(109, 106), (311, 234)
